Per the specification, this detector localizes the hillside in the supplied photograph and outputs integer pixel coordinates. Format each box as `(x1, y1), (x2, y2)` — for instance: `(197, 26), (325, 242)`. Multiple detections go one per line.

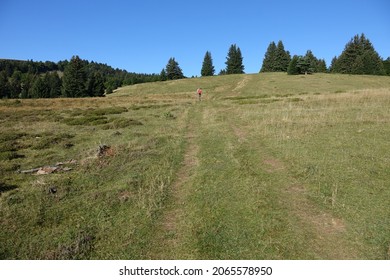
(1, 73), (390, 259)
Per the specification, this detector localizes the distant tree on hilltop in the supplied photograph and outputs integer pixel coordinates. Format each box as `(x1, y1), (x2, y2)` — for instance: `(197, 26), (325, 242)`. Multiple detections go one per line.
(260, 40), (290, 72)
(160, 68), (167, 81)
(225, 44), (245, 74)
(260, 42), (276, 72)
(330, 34), (385, 75)
(201, 51), (215, 76)
(288, 50), (327, 75)
(165, 58), (185, 80)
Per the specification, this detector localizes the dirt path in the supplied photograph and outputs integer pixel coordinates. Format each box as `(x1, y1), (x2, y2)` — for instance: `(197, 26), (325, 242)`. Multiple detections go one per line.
(149, 108), (199, 259)
(150, 97), (358, 259)
(231, 125), (358, 259)
(233, 75), (252, 93)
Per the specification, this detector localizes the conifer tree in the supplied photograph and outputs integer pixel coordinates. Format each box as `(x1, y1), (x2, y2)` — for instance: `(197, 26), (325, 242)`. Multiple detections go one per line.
(331, 34), (385, 75)
(165, 57), (185, 80)
(260, 42), (277, 72)
(317, 59), (327, 73)
(47, 72), (62, 97)
(274, 41), (291, 71)
(86, 72), (105, 97)
(297, 56), (310, 75)
(31, 76), (50, 98)
(287, 55), (300, 75)
(261, 41), (290, 72)
(218, 69), (227, 75)
(8, 70), (22, 98)
(160, 68), (167, 81)
(201, 51), (215, 76)
(0, 70), (10, 98)
(225, 44), (244, 74)
(62, 55), (87, 97)
(330, 56), (338, 72)
(304, 50), (315, 73)
(383, 57), (390, 75)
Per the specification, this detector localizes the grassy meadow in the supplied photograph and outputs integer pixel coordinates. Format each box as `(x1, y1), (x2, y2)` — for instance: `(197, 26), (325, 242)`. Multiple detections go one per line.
(1, 73), (389, 259)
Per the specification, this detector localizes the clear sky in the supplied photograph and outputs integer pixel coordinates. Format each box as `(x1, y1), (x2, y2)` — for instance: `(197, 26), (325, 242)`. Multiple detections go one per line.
(1, 0), (389, 77)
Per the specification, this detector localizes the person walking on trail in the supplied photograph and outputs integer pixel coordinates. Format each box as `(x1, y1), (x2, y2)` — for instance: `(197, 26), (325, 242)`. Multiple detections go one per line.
(197, 88), (203, 101)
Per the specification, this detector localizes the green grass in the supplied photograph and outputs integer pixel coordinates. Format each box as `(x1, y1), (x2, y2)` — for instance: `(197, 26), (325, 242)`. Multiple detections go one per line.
(1, 73), (390, 259)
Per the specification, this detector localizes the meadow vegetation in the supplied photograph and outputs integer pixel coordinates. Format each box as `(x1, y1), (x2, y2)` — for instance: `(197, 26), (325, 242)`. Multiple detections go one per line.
(1, 73), (389, 259)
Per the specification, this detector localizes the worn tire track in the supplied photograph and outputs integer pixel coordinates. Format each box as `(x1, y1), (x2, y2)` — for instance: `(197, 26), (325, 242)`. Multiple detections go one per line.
(149, 107), (199, 259)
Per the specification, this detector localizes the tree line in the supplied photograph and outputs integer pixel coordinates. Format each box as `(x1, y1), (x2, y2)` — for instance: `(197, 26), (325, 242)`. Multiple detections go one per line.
(0, 57), (161, 99)
(171, 33), (389, 80)
(1, 33), (389, 99)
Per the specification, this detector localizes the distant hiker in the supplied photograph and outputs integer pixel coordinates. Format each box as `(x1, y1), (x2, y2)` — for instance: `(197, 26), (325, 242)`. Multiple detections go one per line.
(197, 88), (203, 101)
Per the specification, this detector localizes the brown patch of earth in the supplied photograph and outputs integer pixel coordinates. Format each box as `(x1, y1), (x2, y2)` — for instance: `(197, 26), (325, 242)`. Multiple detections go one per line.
(263, 158), (285, 172)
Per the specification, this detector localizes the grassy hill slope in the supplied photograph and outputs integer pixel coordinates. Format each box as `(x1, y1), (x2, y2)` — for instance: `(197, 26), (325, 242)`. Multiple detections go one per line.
(1, 73), (390, 259)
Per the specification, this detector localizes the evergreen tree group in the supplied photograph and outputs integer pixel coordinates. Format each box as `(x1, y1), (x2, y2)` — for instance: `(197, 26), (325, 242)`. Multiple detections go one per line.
(165, 58), (185, 80)
(287, 50), (327, 75)
(0, 57), (162, 99)
(260, 41), (291, 72)
(225, 44), (245, 74)
(330, 34), (385, 75)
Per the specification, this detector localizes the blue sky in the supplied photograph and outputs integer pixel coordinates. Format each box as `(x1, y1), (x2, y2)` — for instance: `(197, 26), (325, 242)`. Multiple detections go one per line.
(1, 0), (389, 77)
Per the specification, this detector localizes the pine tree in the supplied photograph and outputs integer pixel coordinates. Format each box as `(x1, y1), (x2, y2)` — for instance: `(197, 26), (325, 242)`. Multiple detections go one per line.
(260, 42), (277, 72)
(20, 73), (34, 98)
(31, 76), (50, 98)
(160, 68), (167, 81)
(274, 41), (291, 71)
(218, 69), (227, 75)
(297, 56), (310, 75)
(317, 59), (327, 73)
(165, 58), (185, 80)
(287, 55), (300, 75)
(0, 70), (10, 98)
(62, 55), (87, 97)
(225, 44), (244, 74)
(47, 72), (62, 98)
(288, 51), (327, 75)
(383, 57), (390, 75)
(261, 41), (290, 72)
(330, 56), (338, 73)
(331, 34), (385, 75)
(201, 51), (215, 76)
(8, 70), (22, 98)
(86, 72), (105, 97)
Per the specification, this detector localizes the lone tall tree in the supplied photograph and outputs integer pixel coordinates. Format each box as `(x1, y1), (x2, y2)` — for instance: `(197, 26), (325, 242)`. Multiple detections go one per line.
(225, 44), (245, 74)
(165, 57), (185, 80)
(201, 51), (215, 76)
(62, 55), (87, 97)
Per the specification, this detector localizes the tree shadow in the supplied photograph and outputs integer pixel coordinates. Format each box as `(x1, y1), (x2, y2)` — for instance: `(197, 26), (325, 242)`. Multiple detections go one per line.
(0, 182), (18, 193)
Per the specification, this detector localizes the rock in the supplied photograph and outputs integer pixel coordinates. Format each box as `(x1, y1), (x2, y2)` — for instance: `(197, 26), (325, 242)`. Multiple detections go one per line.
(36, 166), (58, 175)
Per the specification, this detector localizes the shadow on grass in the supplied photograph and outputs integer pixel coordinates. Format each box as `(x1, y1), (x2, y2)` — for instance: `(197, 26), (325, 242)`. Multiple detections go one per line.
(0, 182), (18, 193)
